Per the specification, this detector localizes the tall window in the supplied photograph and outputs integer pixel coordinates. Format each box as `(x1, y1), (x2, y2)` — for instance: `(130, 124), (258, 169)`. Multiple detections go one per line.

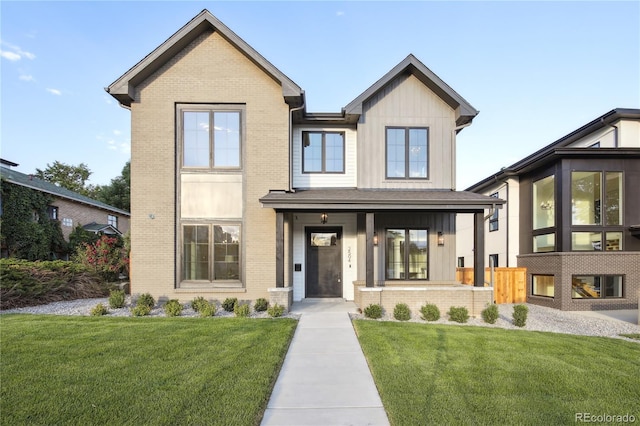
(108, 215), (118, 228)
(532, 175), (555, 253)
(302, 131), (345, 173)
(571, 171), (623, 251)
(183, 224), (240, 282)
(386, 127), (428, 179)
(489, 254), (499, 268)
(386, 229), (428, 280)
(489, 192), (499, 231)
(532, 275), (554, 298)
(47, 206), (58, 220)
(182, 109), (241, 169)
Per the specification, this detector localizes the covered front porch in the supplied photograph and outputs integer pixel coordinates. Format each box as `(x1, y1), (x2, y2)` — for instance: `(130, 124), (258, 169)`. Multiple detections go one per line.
(260, 189), (504, 314)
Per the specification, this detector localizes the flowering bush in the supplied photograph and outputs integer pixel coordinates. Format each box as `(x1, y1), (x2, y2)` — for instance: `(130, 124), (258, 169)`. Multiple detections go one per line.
(75, 235), (128, 281)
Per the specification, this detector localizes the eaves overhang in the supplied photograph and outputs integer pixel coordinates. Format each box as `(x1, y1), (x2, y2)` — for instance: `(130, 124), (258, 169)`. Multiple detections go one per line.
(260, 189), (504, 212)
(466, 108), (640, 193)
(106, 9), (304, 108)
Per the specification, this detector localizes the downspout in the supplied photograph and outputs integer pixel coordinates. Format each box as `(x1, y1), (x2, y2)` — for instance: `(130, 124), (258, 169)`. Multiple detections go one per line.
(289, 99), (306, 192)
(451, 122), (472, 190)
(601, 117), (619, 147)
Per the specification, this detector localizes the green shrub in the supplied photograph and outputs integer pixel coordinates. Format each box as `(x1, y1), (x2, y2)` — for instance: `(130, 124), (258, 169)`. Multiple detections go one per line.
(234, 303), (250, 317)
(199, 301), (216, 317)
(136, 293), (155, 309)
(393, 303), (411, 321)
(130, 304), (151, 317)
(363, 304), (383, 319)
(90, 303), (108, 316)
(164, 299), (183, 317)
(108, 289), (126, 309)
(254, 298), (269, 312)
(267, 303), (284, 318)
(513, 304), (528, 327)
(448, 306), (469, 323)
(481, 304), (499, 324)
(420, 303), (440, 321)
(191, 296), (208, 313)
(222, 297), (238, 312)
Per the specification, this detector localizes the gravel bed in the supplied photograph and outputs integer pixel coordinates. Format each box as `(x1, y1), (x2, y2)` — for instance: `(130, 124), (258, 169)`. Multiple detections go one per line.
(2, 298), (637, 341)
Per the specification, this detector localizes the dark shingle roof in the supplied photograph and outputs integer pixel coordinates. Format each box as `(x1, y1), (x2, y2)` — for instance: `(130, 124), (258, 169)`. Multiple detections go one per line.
(1, 166), (130, 216)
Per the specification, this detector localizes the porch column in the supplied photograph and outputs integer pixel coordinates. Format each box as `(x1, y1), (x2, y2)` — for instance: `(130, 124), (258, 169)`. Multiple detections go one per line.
(366, 212), (374, 288)
(473, 211), (485, 287)
(276, 211), (284, 288)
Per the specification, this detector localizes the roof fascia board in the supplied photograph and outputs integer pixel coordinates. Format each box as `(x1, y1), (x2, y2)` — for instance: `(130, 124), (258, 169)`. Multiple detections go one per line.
(107, 10), (302, 107)
(260, 202), (494, 211)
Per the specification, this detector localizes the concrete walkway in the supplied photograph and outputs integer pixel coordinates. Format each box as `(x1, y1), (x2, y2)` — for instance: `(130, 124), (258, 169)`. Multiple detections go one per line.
(261, 299), (389, 426)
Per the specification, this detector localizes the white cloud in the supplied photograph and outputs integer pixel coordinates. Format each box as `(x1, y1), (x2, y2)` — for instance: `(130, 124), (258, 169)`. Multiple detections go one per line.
(113, 129), (122, 136)
(336, 11), (345, 17)
(46, 88), (62, 96)
(19, 74), (34, 82)
(0, 50), (21, 61)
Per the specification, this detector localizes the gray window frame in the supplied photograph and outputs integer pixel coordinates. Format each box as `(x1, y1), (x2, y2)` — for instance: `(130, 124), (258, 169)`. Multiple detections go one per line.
(571, 274), (624, 299)
(385, 228), (429, 280)
(489, 192), (499, 231)
(301, 131), (346, 174)
(385, 126), (429, 180)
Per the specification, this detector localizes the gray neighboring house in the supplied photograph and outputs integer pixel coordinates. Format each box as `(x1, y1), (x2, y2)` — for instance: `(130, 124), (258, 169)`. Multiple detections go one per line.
(457, 108), (640, 311)
(1, 160), (130, 257)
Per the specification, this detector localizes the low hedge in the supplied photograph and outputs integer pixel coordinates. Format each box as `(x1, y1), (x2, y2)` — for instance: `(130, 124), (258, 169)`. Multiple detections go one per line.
(0, 259), (111, 310)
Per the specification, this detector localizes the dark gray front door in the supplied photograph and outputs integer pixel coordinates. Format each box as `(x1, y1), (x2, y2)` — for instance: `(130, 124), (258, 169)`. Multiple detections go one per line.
(306, 228), (342, 298)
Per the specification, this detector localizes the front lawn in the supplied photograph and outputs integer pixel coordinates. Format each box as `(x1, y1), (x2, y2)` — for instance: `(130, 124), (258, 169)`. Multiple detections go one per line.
(1, 315), (297, 425)
(354, 321), (640, 425)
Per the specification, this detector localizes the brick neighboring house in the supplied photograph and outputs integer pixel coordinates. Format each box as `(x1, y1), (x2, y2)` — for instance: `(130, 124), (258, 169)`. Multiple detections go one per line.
(106, 10), (502, 314)
(1, 160), (130, 257)
(457, 109), (640, 310)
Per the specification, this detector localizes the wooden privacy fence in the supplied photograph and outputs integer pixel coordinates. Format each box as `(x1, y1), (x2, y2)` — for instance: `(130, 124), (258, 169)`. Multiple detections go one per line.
(456, 267), (527, 304)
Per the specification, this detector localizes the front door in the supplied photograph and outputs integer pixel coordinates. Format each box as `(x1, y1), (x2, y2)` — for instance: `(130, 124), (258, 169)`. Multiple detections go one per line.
(306, 227), (342, 298)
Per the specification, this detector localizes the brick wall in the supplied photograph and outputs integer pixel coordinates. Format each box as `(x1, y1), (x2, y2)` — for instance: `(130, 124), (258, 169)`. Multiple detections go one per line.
(129, 29), (289, 302)
(519, 252), (640, 310)
(354, 282), (493, 317)
(53, 197), (130, 240)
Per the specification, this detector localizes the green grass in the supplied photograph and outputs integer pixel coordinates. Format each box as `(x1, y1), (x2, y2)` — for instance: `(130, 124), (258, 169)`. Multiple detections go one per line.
(621, 333), (640, 341)
(1, 315), (297, 426)
(354, 321), (640, 425)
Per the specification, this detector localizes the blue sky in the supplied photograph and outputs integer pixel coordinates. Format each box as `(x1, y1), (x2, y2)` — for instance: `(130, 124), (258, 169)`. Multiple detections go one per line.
(1, 1), (639, 189)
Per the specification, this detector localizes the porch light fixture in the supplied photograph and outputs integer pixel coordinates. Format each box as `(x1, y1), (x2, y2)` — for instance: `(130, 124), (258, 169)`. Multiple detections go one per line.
(320, 212), (328, 224)
(437, 232), (445, 246)
(373, 232), (379, 246)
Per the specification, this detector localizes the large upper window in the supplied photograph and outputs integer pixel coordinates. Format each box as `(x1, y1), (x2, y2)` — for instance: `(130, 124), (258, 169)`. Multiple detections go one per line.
(386, 127), (428, 179)
(302, 131), (345, 173)
(533, 175), (555, 230)
(489, 192), (499, 231)
(571, 171), (623, 251)
(182, 109), (241, 169)
(183, 224), (240, 282)
(386, 229), (428, 280)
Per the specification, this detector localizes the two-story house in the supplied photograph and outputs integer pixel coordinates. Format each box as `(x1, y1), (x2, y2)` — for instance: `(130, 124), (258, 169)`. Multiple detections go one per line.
(457, 109), (640, 310)
(107, 10), (502, 314)
(1, 160), (130, 258)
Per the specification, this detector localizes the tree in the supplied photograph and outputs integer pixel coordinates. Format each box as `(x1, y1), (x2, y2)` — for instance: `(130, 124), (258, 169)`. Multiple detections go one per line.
(94, 161), (130, 211)
(35, 161), (92, 196)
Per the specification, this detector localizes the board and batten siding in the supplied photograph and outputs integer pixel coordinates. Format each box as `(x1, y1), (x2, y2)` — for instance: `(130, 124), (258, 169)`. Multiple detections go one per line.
(292, 126), (357, 189)
(357, 73), (457, 190)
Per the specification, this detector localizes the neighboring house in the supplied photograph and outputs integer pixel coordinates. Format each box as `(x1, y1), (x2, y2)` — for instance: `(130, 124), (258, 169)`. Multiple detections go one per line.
(0, 160), (130, 256)
(457, 109), (640, 310)
(106, 10), (502, 313)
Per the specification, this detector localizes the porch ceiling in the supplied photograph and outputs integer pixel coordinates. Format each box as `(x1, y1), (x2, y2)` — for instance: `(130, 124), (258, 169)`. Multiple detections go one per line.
(260, 188), (504, 211)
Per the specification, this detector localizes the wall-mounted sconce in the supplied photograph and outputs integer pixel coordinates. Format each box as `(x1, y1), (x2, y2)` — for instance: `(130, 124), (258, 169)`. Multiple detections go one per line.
(373, 232), (379, 246)
(320, 212), (328, 224)
(437, 231), (445, 246)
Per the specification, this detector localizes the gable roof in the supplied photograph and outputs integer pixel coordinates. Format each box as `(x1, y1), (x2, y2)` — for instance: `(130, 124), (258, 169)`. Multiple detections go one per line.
(83, 222), (122, 235)
(106, 9), (304, 108)
(466, 108), (640, 192)
(343, 54), (479, 126)
(0, 166), (130, 216)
